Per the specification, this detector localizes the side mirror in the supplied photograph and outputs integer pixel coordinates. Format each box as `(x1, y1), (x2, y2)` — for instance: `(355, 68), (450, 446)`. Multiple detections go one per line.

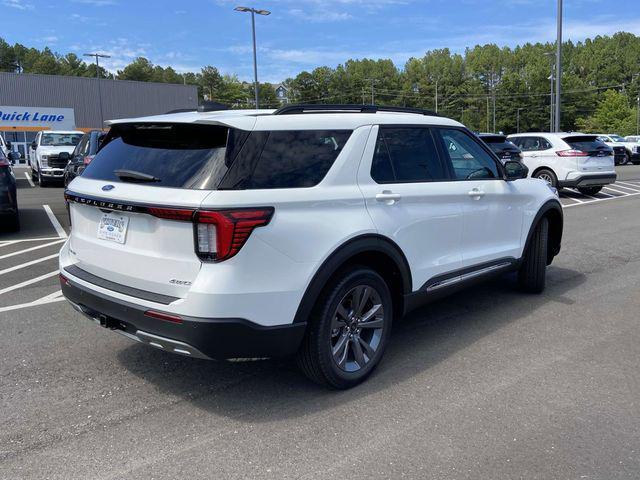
(504, 160), (528, 181)
(30, 142), (37, 150)
(58, 152), (70, 162)
(5, 141), (11, 149)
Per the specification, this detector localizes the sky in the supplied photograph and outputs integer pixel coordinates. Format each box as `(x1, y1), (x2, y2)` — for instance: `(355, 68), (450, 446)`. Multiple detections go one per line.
(1, 0), (639, 83)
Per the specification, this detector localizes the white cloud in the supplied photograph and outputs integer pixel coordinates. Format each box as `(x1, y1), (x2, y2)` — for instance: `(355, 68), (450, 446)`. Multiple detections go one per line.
(289, 8), (352, 22)
(71, 0), (116, 6)
(41, 36), (59, 44)
(3, 0), (34, 10)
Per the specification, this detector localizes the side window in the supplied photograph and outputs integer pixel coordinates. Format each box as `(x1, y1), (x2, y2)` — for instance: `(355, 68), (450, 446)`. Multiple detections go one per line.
(74, 136), (88, 156)
(370, 127), (447, 183)
(437, 128), (500, 180)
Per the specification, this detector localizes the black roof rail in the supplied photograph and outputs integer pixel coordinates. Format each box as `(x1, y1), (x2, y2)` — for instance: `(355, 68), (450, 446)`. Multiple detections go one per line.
(273, 104), (439, 116)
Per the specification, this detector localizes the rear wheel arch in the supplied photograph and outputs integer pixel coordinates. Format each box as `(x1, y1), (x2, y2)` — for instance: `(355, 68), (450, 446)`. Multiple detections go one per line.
(293, 235), (412, 326)
(523, 200), (563, 265)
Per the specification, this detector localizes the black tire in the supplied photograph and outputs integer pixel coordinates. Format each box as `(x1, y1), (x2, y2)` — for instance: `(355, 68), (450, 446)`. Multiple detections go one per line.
(38, 169), (48, 187)
(518, 217), (548, 294)
(31, 168), (37, 181)
(533, 168), (558, 188)
(296, 266), (393, 389)
(577, 186), (602, 196)
(8, 212), (20, 232)
(624, 152), (631, 165)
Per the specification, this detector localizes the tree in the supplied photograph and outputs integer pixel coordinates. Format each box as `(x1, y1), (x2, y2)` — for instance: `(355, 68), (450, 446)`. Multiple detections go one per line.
(117, 57), (155, 81)
(577, 89), (636, 135)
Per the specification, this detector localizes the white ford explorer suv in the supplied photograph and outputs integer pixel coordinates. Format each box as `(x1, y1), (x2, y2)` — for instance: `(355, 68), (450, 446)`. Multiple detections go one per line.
(60, 104), (563, 389)
(29, 130), (84, 186)
(507, 132), (616, 195)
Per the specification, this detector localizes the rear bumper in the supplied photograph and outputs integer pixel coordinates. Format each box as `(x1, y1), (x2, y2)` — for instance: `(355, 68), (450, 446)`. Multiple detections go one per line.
(558, 173), (617, 188)
(60, 274), (307, 360)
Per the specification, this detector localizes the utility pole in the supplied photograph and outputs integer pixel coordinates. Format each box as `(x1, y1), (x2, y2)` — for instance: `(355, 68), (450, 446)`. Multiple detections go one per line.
(365, 78), (378, 104)
(555, 0), (563, 131)
(486, 96), (490, 132)
(435, 79), (439, 113)
(83, 53), (110, 129)
(637, 96), (639, 135)
(492, 89), (496, 133)
(550, 71), (554, 132)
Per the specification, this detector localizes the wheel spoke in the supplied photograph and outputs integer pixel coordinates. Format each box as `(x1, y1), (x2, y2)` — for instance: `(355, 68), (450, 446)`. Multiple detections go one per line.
(353, 286), (370, 316)
(360, 303), (381, 323)
(336, 303), (349, 320)
(351, 336), (366, 367)
(336, 338), (350, 367)
(357, 335), (375, 360)
(358, 318), (384, 329)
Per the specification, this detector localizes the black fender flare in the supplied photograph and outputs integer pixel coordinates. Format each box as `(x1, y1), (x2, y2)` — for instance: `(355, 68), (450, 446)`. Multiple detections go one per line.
(523, 199), (563, 261)
(292, 234), (412, 324)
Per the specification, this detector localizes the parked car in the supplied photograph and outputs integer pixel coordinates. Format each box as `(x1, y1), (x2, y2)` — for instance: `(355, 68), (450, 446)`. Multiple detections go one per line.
(63, 130), (106, 187)
(29, 130), (83, 187)
(60, 104), (563, 389)
(508, 133), (616, 195)
(0, 134), (11, 158)
(595, 134), (632, 165)
(0, 149), (19, 231)
(478, 134), (524, 164)
(622, 136), (640, 164)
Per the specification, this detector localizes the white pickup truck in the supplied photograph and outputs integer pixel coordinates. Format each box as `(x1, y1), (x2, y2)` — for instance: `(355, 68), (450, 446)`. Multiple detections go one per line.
(29, 130), (83, 186)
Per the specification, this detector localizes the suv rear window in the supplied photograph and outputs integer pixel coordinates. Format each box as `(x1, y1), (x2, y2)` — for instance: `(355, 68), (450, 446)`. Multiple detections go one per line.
(82, 123), (351, 190)
(563, 135), (606, 153)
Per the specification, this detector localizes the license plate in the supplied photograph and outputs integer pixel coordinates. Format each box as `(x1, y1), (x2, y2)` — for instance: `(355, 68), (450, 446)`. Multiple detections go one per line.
(97, 212), (129, 244)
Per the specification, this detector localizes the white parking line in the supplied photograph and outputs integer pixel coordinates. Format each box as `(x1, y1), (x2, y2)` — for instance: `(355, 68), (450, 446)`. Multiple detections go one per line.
(0, 239), (65, 260)
(0, 253), (59, 276)
(603, 186), (634, 195)
(0, 237), (66, 247)
(564, 191), (640, 208)
(0, 290), (65, 314)
(23, 171), (35, 187)
(611, 182), (640, 192)
(0, 270), (59, 296)
(43, 205), (67, 239)
(596, 191), (614, 197)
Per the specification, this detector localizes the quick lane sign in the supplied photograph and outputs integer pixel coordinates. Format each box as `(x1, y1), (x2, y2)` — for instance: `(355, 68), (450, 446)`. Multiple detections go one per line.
(0, 106), (76, 129)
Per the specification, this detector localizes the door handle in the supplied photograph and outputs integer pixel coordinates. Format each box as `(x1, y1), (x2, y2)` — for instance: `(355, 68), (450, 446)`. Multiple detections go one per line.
(376, 190), (402, 205)
(468, 188), (485, 199)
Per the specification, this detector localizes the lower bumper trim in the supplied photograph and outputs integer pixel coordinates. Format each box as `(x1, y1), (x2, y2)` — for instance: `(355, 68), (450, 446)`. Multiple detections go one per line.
(559, 173), (617, 188)
(62, 275), (307, 360)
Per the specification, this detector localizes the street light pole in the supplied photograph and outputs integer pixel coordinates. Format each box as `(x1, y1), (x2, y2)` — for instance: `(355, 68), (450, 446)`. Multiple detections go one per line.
(83, 53), (110, 129)
(435, 79), (439, 113)
(637, 96), (639, 135)
(516, 107), (525, 133)
(554, 0), (563, 132)
(235, 6), (271, 109)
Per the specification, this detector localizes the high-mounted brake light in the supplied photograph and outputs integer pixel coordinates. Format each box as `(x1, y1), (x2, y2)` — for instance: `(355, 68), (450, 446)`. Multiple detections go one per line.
(556, 149), (589, 157)
(195, 208), (274, 262)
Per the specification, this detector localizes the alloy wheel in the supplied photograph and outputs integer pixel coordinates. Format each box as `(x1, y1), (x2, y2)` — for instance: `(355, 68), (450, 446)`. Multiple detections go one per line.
(537, 172), (553, 185)
(330, 285), (385, 373)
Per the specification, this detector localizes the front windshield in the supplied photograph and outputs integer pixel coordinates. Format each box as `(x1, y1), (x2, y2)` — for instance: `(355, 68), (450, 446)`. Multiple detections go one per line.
(41, 133), (83, 147)
(610, 135), (624, 142)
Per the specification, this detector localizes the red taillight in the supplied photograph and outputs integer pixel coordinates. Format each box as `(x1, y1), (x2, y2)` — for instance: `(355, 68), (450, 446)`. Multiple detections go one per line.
(59, 273), (70, 286)
(0, 158), (9, 167)
(195, 208), (274, 262)
(556, 149), (589, 157)
(144, 310), (183, 324)
(148, 207), (194, 222)
(83, 155), (95, 165)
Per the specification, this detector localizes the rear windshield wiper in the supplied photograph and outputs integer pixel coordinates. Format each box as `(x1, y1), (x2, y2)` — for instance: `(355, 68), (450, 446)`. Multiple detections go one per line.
(114, 169), (161, 183)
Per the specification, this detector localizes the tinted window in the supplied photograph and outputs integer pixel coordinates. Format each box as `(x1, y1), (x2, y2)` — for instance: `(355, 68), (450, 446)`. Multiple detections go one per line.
(511, 136), (552, 151)
(83, 123), (350, 190)
(563, 136), (607, 153)
(219, 130), (351, 189)
(371, 127), (446, 183)
(438, 129), (500, 180)
(73, 134), (89, 157)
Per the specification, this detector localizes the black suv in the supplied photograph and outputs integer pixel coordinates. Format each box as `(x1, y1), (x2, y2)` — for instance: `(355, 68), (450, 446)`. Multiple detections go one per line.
(478, 134), (523, 164)
(0, 150), (19, 231)
(63, 130), (106, 187)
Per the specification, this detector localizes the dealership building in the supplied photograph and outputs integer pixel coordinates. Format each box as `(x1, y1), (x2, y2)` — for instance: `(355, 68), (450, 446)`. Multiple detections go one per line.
(0, 72), (198, 163)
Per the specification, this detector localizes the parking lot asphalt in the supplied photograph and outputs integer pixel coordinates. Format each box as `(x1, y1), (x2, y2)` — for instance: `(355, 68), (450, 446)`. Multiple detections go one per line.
(1, 165), (640, 479)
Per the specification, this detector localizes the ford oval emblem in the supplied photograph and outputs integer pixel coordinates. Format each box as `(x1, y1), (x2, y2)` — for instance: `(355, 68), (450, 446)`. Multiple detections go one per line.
(102, 185), (115, 191)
